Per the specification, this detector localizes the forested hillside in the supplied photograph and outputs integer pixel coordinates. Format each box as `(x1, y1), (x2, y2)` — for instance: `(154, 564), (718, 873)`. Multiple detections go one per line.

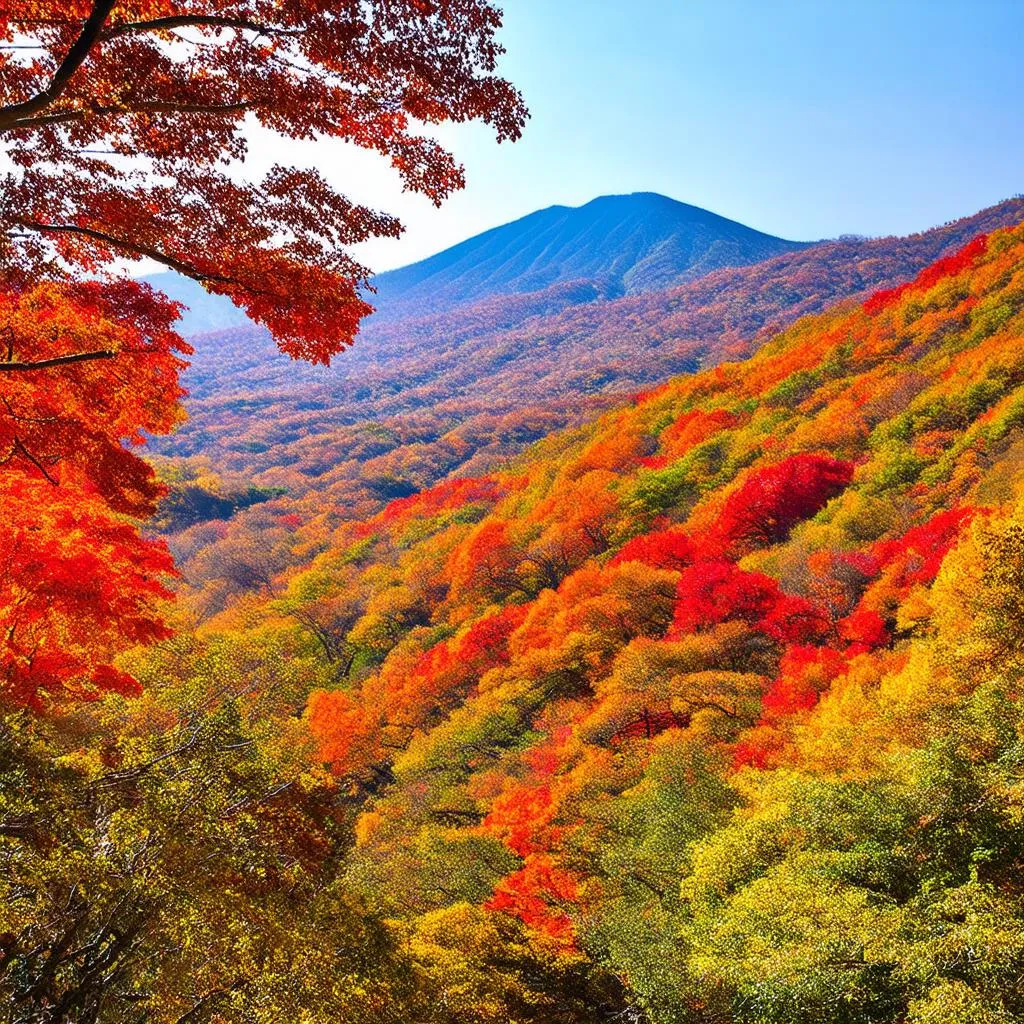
(5, 1), (1022, 1021)
(152, 197), (1024, 608)
(51, 217), (1022, 1022)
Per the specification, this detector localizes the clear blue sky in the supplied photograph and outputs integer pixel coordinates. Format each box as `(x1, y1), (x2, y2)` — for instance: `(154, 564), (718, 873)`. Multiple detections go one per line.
(260, 0), (1024, 271)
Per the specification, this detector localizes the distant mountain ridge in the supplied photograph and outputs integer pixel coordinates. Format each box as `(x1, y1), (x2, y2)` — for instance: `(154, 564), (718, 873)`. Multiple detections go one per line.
(370, 192), (811, 316)
(144, 192), (811, 333)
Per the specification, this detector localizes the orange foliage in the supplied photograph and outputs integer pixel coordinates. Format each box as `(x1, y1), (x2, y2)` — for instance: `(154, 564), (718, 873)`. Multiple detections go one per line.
(0, 280), (186, 706)
(484, 854), (579, 945)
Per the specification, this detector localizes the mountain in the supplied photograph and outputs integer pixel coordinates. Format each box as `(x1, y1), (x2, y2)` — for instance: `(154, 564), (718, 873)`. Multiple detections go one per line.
(369, 192), (811, 315)
(140, 272), (248, 335)
(174, 215), (1024, 1020)
(143, 193), (810, 333)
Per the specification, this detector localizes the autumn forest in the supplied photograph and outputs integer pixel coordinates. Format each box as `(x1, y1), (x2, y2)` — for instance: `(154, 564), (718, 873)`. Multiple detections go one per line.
(4, 4), (1024, 1024)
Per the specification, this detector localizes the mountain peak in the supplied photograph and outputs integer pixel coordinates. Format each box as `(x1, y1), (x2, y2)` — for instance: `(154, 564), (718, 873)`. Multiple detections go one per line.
(144, 192), (811, 333)
(370, 193), (810, 317)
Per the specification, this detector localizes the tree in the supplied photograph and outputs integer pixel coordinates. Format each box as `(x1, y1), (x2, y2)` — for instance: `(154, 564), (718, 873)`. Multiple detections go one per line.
(0, 0), (527, 361)
(668, 559), (828, 645)
(709, 454), (854, 556)
(0, 281), (185, 705)
(0, 476), (175, 707)
(610, 526), (697, 571)
(0, 279), (187, 510)
(0, 651), (430, 1024)
(0, 2), (526, 706)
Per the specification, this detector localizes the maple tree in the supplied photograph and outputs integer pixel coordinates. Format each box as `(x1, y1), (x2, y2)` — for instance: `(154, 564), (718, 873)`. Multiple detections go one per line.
(0, 2), (527, 706)
(0, 281), (187, 705)
(0, 0), (527, 361)
(706, 453), (855, 556)
(0, 280), (187, 508)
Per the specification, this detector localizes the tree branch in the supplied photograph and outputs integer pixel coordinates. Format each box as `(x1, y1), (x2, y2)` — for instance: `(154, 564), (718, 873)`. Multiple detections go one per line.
(0, 350), (116, 372)
(12, 438), (58, 486)
(174, 986), (240, 1024)
(0, 0), (117, 131)
(103, 16), (303, 40)
(9, 100), (254, 130)
(15, 220), (236, 287)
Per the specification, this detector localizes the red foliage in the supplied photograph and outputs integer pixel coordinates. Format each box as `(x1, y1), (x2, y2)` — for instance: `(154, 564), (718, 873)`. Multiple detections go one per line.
(760, 645), (847, 717)
(0, 280), (190, 516)
(379, 476), (503, 526)
(863, 234), (989, 315)
(838, 608), (891, 654)
(1, 477), (175, 708)
(410, 605), (528, 693)
(869, 506), (977, 587)
(610, 528), (697, 571)
(731, 736), (777, 770)
(0, 281), (186, 707)
(485, 854), (579, 945)
(483, 727), (573, 857)
(829, 506), (977, 656)
(761, 592), (832, 645)
(462, 605), (530, 663)
(670, 560), (777, 636)
(708, 454), (854, 556)
(609, 708), (690, 746)
(0, 3), (526, 360)
(669, 560), (828, 644)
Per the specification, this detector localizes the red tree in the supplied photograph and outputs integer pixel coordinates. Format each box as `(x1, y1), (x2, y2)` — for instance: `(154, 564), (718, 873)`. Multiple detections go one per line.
(0, 3), (525, 705)
(0, 280), (187, 705)
(669, 559), (828, 644)
(0, 1), (527, 360)
(710, 454), (854, 556)
(1, 477), (175, 707)
(611, 527), (697, 571)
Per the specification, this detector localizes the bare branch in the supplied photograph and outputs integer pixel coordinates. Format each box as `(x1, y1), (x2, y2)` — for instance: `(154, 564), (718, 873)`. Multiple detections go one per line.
(10, 100), (254, 130)
(15, 220), (236, 287)
(12, 438), (58, 485)
(102, 16), (303, 40)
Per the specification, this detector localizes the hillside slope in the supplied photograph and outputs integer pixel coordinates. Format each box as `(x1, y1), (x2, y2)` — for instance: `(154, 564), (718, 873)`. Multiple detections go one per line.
(163, 217), (1024, 1022)
(154, 198), (1024, 545)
